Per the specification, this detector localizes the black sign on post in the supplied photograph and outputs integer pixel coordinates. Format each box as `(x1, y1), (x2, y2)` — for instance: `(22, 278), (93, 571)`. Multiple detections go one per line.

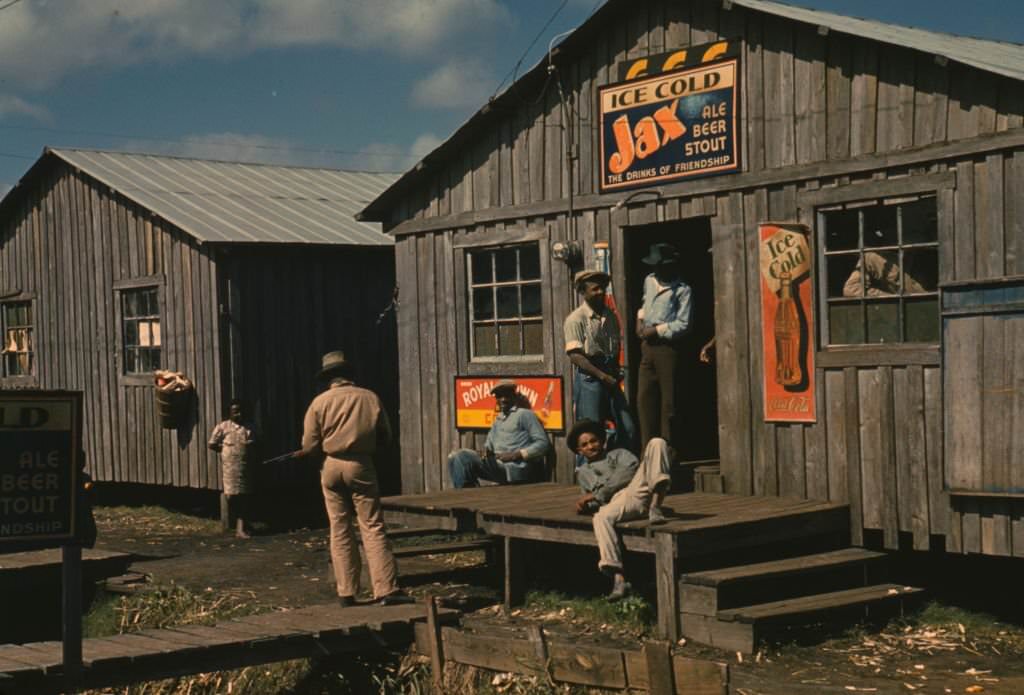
(1, 390), (84, 682)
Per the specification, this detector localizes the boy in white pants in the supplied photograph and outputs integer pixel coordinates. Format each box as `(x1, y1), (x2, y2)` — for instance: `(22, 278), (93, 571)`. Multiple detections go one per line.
(570, 419), (672, 600)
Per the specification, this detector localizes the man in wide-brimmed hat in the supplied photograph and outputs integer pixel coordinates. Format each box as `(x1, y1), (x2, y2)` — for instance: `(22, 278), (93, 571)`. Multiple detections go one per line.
(291, 351), (411, 607)
(567, 419), (672, 600)
(636, 243), (692, 453)
(447, 379), (550, 488)
(564, 269), (636, 453)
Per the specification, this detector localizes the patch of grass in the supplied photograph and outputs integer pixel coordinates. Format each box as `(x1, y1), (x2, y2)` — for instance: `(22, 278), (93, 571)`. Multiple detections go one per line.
(525, 590), (655, 633)
(94, 505), (222, 537)
(911, 601), (1005, 634)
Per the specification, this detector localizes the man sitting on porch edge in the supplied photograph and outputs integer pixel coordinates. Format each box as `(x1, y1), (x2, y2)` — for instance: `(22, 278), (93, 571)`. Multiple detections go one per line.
(570, 419), (671, 600)
(448, 379), (550, 488)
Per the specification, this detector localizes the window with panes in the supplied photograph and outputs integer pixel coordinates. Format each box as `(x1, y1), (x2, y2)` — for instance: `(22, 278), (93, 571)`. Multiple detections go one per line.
(818, 195), (939, 345)
(468, 243), (543, 359)
(2, 301), (34, 377)
(122, 287), (162, 374)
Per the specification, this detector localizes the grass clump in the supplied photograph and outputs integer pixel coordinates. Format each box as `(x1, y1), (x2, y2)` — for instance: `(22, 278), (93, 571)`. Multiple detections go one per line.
(525, 590), (654, 633)
(94, 505), (222, 537)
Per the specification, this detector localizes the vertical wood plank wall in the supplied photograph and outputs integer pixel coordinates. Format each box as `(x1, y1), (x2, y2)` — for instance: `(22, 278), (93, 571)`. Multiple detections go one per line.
(0, 165), (223, 488)
(382, 0), (1024, 555)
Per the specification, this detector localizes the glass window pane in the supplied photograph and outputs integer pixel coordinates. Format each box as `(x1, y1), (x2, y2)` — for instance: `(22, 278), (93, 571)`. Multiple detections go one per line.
(828, 254), (861, 298)
(124, 350), (137, 374)
(823, 209), (859, 251)
(523, 320), (543, 355)
(125, 320), (139, 347)
(143, 348), (161, 372)
(470, 251), (492, 285)
(496, 287), (519, 319)
(24, 303), (31, 324)
(494, 248), (517, 282)
(864, 205), (898, 248)
(828, 302), (864, 345)
(905, 297), (940, 343)
(521, 284), (542, 316)
(472, 288), (494, 321)
(498, 323), (521, 355)
(902, 248), (938, 293)
(3, 304), (13, 324)
(519, 245), (541, 280)
(901, 197), (937, 245)
(866, 300), (900, 343)
(473, 324), (497, 357)
(124, 291), (140, 318)
(145, 289), (159, 316)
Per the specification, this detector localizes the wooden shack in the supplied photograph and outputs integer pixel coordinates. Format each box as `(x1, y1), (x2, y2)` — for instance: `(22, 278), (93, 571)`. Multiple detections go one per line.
(0, 148), (400, 494)
(359, 0), (1024, 557)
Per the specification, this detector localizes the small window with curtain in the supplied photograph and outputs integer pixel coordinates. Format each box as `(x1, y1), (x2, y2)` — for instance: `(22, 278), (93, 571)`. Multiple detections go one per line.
(468, 243), (543, 359)
(122, 287), (162, 374)
(2, 301), (34, 377)
(819, 195), (940, 346)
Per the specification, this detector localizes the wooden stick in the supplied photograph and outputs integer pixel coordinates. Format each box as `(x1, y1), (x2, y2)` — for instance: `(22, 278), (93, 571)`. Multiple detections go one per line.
(425, 595), (445, 693)
(643, 640), (676, 695)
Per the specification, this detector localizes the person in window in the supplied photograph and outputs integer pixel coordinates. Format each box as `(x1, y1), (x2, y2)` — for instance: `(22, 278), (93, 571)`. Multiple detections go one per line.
(636, 243), (692, 453)
(448, 380), (550, 487)
(842, 251), (926, 297)
(569, 419), (671, 601)
(208, 398), (256, 539)
(290, 351), (412, 607)
(564, 270), (636, 453)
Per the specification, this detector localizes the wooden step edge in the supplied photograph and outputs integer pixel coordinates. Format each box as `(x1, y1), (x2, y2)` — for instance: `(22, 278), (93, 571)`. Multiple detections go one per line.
(717, 584), (924, 624)
(392, 539), (496, 558)
(680, 548), (888, 587)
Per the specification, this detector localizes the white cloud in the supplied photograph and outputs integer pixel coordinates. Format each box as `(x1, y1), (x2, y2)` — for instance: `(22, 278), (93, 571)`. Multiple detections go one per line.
(412, 59), (497, 110)
(0, 0), (510, 87)
(410, 133), (443, 157)
(0, 183), (13, 199)
(0, 95), (52, 123)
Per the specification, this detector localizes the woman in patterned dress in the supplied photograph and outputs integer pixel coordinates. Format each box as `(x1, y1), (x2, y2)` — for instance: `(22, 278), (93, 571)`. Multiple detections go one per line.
(208, 399), (256, 538)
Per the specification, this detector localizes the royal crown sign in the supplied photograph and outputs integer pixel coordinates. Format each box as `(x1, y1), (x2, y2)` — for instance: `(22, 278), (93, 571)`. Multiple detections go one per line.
(599, 57), (740, 193)
(454, 377), (563, 432)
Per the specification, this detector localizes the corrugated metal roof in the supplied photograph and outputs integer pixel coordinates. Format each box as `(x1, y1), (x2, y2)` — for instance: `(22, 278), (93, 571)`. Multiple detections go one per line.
(49, 148), (397, 246)
(733, 0), (1024, 82)
(359, 0), (1024, 222)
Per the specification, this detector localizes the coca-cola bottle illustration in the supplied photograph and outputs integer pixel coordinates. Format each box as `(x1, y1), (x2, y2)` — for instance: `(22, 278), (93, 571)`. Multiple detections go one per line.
(540, 381), (554, 422)
(774, 273), (802, 386)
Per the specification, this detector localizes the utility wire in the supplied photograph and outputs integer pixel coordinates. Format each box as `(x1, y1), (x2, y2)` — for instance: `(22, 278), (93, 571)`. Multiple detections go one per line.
(0, 0), (24, 12)
(491, 0), (569, 99)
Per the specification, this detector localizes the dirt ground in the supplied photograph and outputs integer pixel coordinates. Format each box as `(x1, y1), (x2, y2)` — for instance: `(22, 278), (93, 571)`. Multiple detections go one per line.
(92, 507), (1024, 695)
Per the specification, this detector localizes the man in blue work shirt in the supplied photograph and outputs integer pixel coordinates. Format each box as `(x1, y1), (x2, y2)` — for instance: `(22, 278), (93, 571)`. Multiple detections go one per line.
(636, 243), (692, 453)
(448, 380), (550, 487)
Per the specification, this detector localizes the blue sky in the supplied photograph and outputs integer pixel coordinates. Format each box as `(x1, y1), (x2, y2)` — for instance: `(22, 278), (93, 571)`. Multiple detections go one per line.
(0, 0), (1020, 197)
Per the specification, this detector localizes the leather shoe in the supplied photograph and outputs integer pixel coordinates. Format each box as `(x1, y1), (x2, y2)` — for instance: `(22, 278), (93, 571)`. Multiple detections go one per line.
(338, 596), (356, 608)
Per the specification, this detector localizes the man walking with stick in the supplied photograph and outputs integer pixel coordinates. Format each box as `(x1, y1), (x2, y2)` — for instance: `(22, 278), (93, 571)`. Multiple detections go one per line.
(289, 351), (412, 607)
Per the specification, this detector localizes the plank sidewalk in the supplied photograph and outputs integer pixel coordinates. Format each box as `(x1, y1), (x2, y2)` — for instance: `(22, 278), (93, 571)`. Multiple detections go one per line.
(0, 602), (459, 695)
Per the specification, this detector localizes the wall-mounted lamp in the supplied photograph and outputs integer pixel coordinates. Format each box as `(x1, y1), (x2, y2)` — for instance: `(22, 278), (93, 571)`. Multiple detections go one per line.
(551, 240), (581, 265)
(612, 188), (664, 211)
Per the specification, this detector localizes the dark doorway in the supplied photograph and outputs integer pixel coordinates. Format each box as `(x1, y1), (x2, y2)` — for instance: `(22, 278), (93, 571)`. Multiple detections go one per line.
(623, 218), (718, 463)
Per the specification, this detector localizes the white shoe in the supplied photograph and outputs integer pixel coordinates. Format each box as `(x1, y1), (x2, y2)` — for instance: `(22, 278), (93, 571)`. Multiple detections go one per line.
(648, 506), (667, 523)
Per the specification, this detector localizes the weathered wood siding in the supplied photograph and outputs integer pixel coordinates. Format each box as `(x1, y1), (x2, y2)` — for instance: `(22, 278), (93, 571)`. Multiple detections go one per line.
(380, 0), (1024, 555)
(0, 164), (223, 488)
(220, 246), (401, 493)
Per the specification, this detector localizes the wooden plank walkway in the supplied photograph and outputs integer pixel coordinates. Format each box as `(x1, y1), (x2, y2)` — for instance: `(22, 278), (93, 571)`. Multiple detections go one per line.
(0, 548), (132, 575)
(382, 484), (850, 641)
(0, 602), (459, 695)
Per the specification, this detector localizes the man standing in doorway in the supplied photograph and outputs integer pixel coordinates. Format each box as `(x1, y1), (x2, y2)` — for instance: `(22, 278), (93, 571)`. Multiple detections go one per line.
(292, 351), (412, 607)
(636, 243), (692, 454)
(564, 270), (636, 453)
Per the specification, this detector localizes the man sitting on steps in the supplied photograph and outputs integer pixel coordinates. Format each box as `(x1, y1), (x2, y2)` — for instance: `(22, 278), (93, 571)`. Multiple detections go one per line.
(569, 419), (672, 600)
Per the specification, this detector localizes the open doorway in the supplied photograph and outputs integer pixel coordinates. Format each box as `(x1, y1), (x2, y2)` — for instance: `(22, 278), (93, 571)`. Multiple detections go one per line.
(623, 218), (718, 463)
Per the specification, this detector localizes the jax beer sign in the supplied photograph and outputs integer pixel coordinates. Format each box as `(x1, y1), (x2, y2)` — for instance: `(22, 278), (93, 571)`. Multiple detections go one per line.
(758, 224), (816, 423)
(455, 376), (563, 432)
(599, 58), (740, 192)
(1, 391), (81, 545)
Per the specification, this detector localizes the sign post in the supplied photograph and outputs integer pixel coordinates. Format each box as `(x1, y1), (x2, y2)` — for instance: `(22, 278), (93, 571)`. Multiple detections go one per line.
(0, 390), (84, 681)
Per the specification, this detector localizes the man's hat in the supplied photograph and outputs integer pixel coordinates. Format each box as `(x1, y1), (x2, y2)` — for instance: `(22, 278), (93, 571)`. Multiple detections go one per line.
(641, 242), (680, 266)
(573, 269), (611, 290)
(490, 379), (518, 396)
(317, 350), (350, 379)
(566, 419), (607, 452)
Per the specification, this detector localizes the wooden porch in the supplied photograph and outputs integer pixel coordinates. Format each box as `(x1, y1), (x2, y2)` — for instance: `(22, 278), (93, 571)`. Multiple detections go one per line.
(382, 484), (851, 640)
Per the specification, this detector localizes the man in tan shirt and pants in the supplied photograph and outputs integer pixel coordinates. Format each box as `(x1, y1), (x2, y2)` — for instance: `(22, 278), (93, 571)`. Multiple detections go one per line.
(292, 351), (411, 607)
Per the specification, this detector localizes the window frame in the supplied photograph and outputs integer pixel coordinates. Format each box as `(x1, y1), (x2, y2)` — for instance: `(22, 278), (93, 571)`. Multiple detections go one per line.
(453, 227), (551, 375)
(466, 241), (545, 363)
(797, 172), (954, 362)
(0, 293), (37, 385)
(114, 276), (165, 385)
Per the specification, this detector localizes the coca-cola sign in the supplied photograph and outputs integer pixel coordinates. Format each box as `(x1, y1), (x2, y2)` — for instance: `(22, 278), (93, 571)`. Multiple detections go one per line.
(758, 224), (816, 423)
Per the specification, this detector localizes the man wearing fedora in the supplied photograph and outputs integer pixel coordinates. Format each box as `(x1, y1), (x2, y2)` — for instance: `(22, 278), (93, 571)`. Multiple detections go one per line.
(447, 379), (550, 488)
(636, 242), (692, 453)
(292, 351), (411, 607)
(564, 269), (636, 453)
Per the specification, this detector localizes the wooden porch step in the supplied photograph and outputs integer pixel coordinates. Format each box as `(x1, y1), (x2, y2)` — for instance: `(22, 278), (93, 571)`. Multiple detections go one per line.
(682, 548), (886, 587)
(717, 583), (923, 624)
(693, 465), (723, 493)
(392, 538), (496, 559)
